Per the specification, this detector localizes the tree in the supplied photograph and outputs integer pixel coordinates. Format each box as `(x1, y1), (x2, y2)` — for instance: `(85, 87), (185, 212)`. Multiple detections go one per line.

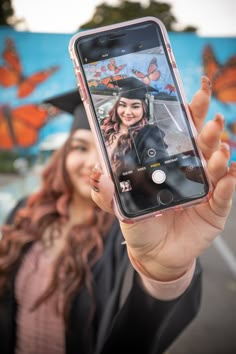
(79, 0), (197, 32)
(0, 0), (22, 27)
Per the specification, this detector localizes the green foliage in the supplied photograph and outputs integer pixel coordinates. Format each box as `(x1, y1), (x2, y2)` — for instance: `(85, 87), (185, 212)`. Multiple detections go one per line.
(0, 0), (14, 26)
(0, 0), (23, 27)
(79, 0), (197, 32)
(0, 150), (35, 173)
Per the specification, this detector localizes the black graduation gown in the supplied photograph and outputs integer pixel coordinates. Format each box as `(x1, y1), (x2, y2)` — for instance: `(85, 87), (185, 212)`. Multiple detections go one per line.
(0, 201), (202, 354)
(116, 124), (168, 171)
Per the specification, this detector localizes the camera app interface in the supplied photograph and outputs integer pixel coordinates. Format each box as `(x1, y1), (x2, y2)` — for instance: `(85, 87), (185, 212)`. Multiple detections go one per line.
(79, 23), (209, 216)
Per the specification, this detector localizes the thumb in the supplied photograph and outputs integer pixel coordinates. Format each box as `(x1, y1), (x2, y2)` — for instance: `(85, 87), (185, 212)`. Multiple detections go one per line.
(90, 165), (115, 214)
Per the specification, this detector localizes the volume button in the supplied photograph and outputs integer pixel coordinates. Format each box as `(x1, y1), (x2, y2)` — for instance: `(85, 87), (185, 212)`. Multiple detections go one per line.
(167, 44), (177, 68)
(170, 52), (177, 68)
(77, 83), (85, 101)
(75, 70), (87, 101)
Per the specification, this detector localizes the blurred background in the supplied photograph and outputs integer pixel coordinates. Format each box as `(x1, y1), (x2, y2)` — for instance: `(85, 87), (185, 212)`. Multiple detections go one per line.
(0, 1), (236, 353)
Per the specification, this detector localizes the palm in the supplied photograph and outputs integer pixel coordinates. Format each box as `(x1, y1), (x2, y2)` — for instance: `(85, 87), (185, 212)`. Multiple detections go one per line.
(92, 76), (236, 280)
(122, 200), (222, 271)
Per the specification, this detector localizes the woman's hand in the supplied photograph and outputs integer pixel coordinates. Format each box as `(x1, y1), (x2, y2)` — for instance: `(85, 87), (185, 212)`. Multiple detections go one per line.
(91, 76), (236, 281)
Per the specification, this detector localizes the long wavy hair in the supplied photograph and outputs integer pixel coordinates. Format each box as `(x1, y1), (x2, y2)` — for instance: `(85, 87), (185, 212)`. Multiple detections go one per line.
(101, 97), (149, 171)
(0, 132), (115, 324)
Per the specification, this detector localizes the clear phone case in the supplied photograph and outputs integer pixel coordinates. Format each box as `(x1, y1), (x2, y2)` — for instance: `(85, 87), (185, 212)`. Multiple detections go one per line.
(68, 17), (212, 223)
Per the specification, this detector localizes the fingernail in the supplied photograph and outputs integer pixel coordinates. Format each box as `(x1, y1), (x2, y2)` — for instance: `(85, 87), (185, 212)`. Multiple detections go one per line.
(202, 75), (212, 89)
(229, 162), (236, 177)
(90, 164), (102, 182)
(214, 114), (225, 129)
(220, 142), (230, 157)
(92, 186), (100, 193)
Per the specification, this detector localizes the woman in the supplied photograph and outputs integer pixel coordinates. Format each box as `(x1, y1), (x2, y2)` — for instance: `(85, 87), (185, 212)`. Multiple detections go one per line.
(101, 77), (168, 174)
(0, 77), (235, 354)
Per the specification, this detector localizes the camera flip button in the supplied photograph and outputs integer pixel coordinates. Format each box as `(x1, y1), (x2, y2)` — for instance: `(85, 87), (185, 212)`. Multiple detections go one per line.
(152, 170), (166, 184)
(147, 148), (157, 158)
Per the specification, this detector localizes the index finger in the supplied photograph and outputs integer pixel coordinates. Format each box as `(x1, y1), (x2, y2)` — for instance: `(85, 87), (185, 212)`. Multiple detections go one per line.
(189, 76), (212, 132)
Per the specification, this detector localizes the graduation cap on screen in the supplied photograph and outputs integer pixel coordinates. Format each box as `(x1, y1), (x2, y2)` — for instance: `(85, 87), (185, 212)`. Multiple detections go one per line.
(115, 77), (159, 100)
(44, 89), (90, 131)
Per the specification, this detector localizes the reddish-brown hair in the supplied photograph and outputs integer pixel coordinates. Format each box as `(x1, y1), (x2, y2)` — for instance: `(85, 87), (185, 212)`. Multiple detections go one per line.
(101, 98), (148, 172)
(0, 133), (114, 324)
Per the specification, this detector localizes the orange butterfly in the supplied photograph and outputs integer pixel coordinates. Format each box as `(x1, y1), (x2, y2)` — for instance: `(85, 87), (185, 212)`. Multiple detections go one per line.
(94, 70), (102, 78)
(100, 75), (127, 88)
(88, 79), (99, 87)
(108, 59), (126, 74)
(164, 84), (176, 94)
(0, 37), (59, 98)
(202, 45), (236, 103)
(132, 57), (160, 85)
(0, 103), (58, 150)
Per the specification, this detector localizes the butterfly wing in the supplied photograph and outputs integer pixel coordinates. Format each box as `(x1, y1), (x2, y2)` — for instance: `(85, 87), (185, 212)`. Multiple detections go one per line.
(212, 64), (236, 103)
(94, 70), (101, 78)
(0, 37), (22, 87)
(3, 38), (22, 73)
(88, 79), (99, 87)
(164, 84), (175, 94)
(0, 108), (14, 149)
(228, 122), (236, 135)
(17, 66), (59, 98)
(0, 104), (51, 149)
(108, 59), (126, 74)
(147, 57), (160, 81)
(131, 69), (150, 84)
(112, 74), (127, 82)
(100, 74), (127, 88)
(203, 46), (236, 103)
(132, 58), (160, 84)
(109, 74), (128, 87)
(100, 76), (114, 88)
(202, 45), (220, 82)
(114, 64), (126, 74)
(0, 66), (20, 87)
(108, 59), (116, 72)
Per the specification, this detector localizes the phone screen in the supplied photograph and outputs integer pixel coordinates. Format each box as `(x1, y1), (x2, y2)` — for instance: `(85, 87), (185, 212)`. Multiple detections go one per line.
(74, 20), (209, 218)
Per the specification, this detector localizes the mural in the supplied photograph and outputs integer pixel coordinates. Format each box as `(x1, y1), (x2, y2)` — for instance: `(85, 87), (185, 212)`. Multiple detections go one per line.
(0, 28), (76, 170)
(0, 28), (235, 164)
(170, 34), (236, 159)
(0, 28), (235, 225)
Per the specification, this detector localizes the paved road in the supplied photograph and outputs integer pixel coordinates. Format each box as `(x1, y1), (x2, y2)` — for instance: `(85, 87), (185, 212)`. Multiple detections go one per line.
(168, 192), (236, 354)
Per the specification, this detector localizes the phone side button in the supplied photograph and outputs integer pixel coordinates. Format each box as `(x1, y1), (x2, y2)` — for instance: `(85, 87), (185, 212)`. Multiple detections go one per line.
(75, 71), (87, 101)
(157, 190), (173, 206)
(77, 83), (86, 101)
(169, 51), (177, 68)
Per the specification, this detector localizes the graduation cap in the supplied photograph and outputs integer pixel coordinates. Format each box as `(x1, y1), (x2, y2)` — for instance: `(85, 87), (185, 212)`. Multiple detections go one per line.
(115, 77), (158, 100)
(44, 89), (90, 132)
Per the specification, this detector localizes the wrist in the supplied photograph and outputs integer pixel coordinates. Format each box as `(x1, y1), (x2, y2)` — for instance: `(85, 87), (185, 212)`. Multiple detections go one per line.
(127, 247), (195, 282)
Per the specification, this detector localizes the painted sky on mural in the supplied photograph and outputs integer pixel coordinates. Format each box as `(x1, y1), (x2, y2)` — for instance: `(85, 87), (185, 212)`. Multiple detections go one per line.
(13, 0), (236, 37)
(0, 28), (235, 159)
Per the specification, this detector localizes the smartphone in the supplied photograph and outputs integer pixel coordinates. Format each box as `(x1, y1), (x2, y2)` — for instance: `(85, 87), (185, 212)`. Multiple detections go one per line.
(69, 16), (211, 222)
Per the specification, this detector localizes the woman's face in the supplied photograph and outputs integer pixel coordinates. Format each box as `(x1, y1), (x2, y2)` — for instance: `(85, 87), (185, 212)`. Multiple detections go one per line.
(117, 97), (144, 128)
(65, 129), (98, 200)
